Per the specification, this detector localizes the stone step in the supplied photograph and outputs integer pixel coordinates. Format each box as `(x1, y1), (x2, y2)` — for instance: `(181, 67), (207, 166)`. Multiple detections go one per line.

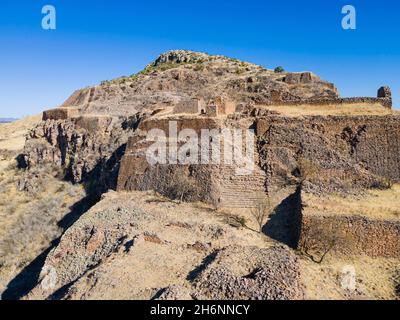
(216, 160), (268, 207)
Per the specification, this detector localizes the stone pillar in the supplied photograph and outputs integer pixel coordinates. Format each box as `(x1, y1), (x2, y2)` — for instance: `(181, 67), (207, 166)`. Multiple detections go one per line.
(378, 86), (392, 98)
(377, 86), (392, 109)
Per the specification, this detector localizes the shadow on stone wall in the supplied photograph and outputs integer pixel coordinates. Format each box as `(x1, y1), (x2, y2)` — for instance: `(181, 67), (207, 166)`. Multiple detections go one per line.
(262, 187), (302, 249)
(79, 144), (127, 198)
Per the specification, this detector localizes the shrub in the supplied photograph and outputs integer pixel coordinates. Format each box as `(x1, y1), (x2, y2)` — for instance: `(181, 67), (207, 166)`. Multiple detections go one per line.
(194, 63), (204, 72)
(140, 61), (181, 75)
(164, 174), (199, 203)
(274, 66), (285, 73)
(100, 80), (111, 86)
(296, 157), (319, 184)
(251, 194), (273, 232)
(372, 176), (394, 190)
(225, 215), (248, 229)
(299, 219), (351, 263)
(152, 166), (201, 203)
(237, 216), (247, 228)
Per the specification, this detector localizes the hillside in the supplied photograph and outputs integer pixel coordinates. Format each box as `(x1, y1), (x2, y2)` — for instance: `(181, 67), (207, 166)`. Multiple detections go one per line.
(0, 116), (86, 296)
(0, 50), (399, 300)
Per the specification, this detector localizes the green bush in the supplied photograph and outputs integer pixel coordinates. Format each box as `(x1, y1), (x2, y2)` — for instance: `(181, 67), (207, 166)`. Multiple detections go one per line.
(274, 66), (285, 73)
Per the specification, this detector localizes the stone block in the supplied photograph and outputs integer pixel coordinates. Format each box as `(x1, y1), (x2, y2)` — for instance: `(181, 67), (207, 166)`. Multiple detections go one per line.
(42, 107), (80, 121)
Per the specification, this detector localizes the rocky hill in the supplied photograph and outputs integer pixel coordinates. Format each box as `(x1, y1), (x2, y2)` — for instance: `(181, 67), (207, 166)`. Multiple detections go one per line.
(1, 50), (399, 300)
(60, 50), (338, 116)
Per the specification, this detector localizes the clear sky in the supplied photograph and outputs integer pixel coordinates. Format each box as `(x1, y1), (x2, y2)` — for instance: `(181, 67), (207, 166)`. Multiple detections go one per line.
(0, 0), (399, 117)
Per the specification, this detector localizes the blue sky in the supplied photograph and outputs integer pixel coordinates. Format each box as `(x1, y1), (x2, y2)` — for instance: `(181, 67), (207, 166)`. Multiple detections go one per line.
(0, 0), (399, 117)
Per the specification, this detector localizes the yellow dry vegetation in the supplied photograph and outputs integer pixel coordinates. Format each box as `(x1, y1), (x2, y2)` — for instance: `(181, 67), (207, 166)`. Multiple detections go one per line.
(300, 254), (400, 300)
(303, 185), (400, 221)
(0, 163), (85, 293)
(0, 115), (86, 294)
(0, 115), (41, 150)
(261, 103), (399, 117)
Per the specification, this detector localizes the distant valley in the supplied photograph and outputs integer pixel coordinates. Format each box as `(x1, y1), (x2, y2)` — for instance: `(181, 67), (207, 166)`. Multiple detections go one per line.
(0, 118), (18, 124)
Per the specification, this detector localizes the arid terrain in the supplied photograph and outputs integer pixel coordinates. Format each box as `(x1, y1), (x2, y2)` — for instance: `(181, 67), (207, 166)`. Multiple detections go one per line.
(0, 50), (399, 300)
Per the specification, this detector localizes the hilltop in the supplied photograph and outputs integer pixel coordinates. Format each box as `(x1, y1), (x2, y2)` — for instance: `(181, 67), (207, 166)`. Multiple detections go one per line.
(58, 50), (338, 116)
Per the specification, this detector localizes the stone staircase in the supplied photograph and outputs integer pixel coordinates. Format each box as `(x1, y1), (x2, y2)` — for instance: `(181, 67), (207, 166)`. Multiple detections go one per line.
(216, 150), (267, 208)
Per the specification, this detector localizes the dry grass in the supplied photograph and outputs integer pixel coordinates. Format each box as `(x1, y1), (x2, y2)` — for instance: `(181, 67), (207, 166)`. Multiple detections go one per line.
(0, 114), (88, 294)
(303, 184), (400, 220)
(300, 254), (400, 300)
(260, 103), (399, 117)
(0, 115), (41, 151)
(297, 157), (319, 183)
(0, 162), (85, 293)
(0, 114), (89, 295)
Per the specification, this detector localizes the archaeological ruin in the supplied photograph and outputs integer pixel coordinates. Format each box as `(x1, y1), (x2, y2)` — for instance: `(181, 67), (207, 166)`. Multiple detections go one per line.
(28, 51), (400, 260)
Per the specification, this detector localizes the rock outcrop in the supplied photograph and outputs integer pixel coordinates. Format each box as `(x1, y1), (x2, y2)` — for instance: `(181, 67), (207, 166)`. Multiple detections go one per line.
(20, 116), (140, 195)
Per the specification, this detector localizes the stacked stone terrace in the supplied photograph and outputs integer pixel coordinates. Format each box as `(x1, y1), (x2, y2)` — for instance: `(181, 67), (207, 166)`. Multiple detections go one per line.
(116, 116), (268, 208)
(214, 159), (267, 208)
(41, 84), (394, 208)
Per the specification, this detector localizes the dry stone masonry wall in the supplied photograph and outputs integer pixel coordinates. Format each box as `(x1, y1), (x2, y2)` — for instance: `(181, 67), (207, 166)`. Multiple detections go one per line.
(256, 114), (400, 194)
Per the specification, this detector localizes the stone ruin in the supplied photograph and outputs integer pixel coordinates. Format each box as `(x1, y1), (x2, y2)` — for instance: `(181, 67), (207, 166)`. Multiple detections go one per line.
(35, 83), (400, 258)
(42, 85), (393, 124)
(116, 117), (267, 208)
(201, 96), (236, 117)
(40, 85), (395, 204)
(172, 96), (236, 117)
(40, 86), (395, 204)
(115, 85), (395, 210)
(377, 86), (392, 99)
(42, 107), (81, 121)
(283, 72), (316, 84)
(32, 49), (400, 262)
(265, 85), (392, 109)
